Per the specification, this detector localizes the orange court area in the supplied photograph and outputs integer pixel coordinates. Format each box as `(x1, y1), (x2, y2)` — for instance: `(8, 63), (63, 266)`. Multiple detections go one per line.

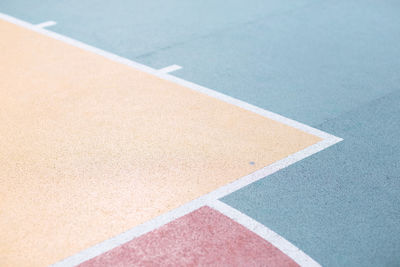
(0, 19), (321, 266)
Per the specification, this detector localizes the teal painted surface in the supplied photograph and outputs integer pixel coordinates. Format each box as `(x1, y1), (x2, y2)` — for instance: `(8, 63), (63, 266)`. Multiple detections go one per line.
(222, 90), (400, 266)
(1, 1), (400, 266)
(0, 0), (312, 64)
(135, 0), (400, 126)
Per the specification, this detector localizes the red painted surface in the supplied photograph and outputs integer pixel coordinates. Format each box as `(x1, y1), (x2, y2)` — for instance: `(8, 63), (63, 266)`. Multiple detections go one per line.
(79, 206), (298, 266)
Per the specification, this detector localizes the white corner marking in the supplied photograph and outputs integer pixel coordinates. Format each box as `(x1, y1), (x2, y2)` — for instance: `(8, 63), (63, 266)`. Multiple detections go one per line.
(36, 20), (57, 28)
(158, 64), (182, 74)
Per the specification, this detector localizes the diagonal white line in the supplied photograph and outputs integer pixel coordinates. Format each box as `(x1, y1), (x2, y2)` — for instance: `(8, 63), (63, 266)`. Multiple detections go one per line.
(209, 200), (322, 267)
(0, 13), (342, 141)
(50, 138), (338, 267)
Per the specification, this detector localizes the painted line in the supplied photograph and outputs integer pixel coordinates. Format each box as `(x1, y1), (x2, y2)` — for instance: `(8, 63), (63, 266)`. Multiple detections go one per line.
(158, 64), (182, 74)
(36, 20), (57, 28)
(0, 12), (339, 142)
(0, 12), (341, 267)
(78, 206), (300, 266)
(52, 138), (338, 267)
(209, 200), (321, 267)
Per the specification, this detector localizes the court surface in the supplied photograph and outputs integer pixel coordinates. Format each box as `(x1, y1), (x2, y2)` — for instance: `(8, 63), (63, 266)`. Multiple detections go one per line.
(0, 1), (399, 266)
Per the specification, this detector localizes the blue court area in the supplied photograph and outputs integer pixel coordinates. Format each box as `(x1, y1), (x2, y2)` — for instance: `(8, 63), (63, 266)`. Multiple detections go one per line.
(1, 0), (399, 266)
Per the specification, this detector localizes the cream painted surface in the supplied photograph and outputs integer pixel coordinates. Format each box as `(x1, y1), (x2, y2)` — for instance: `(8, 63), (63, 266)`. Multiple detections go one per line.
(0, 19), (321, 266)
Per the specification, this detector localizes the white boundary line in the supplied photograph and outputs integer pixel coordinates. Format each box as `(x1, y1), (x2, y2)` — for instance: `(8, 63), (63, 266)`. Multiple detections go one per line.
(0, 13), (339, 141)
(36, 20), (57, 28)
(0, 12), (342, 267)
(158, 64), (182, 74)
(208, 200), (321, 267)
(51, 138), (338, 267)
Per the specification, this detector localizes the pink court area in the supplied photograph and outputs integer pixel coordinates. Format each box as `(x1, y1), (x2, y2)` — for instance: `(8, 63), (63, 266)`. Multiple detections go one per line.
(79, 207), (298, 266)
